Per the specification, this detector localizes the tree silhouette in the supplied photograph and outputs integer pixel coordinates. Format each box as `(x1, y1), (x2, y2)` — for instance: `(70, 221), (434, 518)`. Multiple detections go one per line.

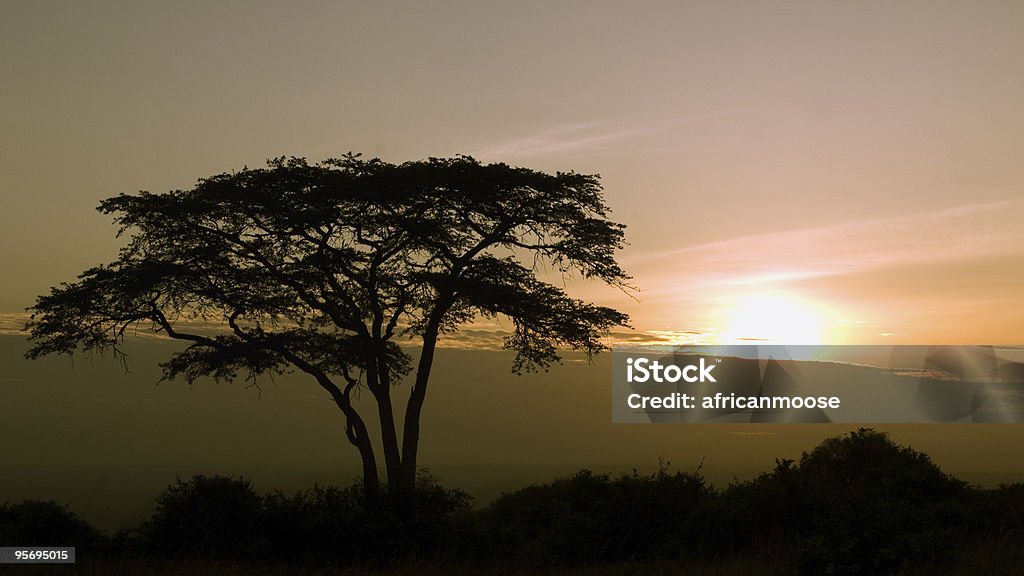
(25, 154), (631, 497)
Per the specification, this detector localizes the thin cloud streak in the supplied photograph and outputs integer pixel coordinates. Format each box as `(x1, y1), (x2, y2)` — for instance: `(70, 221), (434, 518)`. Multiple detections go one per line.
(629, 197), (1024, 296)
(473, 122), (635, 158)
(0, 312), (518, 350)
(471, 111), (735, 160)
(0, 313), (30, 335)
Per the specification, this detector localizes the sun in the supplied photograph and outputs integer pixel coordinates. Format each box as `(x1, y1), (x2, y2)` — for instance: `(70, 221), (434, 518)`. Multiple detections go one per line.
(717, 292), (825, 344)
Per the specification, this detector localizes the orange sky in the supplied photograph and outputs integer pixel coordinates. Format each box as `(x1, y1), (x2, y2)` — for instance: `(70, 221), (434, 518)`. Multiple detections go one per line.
(2, 1), (1022, 344)
(598, 197), (1024, 344)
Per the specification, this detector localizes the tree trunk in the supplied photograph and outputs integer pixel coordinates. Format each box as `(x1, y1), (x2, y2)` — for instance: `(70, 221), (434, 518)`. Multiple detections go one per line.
(285, 352), (383, 499)
(372, 381), (403, 492)
(365, 340), (403, 496)
(359, 446), (381, 498)
(347, 410), (381, 498)
(400, 324), (440, 494)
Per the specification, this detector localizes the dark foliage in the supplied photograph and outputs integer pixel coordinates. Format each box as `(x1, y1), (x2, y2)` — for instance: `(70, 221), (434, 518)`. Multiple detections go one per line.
(263, 470), (472, 563)
(963, 481), (1024, 540)
(137, 475), (268, 559)
(713, 428), (970, 575)
(5, 430), (1021, 573)
(127, 471), (470, 563)
(479, 466), (711, 564)
(0, 500), (105, 552)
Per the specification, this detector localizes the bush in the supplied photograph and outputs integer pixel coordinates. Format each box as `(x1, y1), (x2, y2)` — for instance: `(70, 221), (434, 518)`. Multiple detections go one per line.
(262, 483), (361, 563)
(138, 475), (267, 558)
(264, 470), (471, 562)
(137, 471), (471, 563)
(0, 500), (104, 551)
(715, 428), (970, 575)
(481, 465), (710, 564)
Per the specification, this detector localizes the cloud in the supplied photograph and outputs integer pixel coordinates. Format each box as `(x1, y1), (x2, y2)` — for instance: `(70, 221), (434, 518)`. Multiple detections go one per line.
(472, 122), (639, 158)
(0, 313), (29, 335)
(437, 328), (509, 351)
(629, 197), (1024, 297)
(470, 112), (730, 160)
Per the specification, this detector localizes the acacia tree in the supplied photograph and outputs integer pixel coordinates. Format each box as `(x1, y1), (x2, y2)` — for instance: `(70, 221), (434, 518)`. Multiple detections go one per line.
(26, 155), (630, 497)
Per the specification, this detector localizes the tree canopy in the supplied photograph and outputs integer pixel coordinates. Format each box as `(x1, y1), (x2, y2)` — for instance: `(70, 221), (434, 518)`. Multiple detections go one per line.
(26, 154), (631, 495)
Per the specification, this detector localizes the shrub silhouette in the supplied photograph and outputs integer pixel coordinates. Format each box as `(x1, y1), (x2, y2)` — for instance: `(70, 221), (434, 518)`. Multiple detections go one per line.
(482, 466), (710, 564)
(992, 482), (1024, 534)
(717, 428), (969, 575)
(138, 475), (267, 558)
(262, 483), (360, 563)
(136, 471), (470, 563)
(0, 500), (104, 552)
(264, 470), (471, 562)
(965, 481), (1024, 539)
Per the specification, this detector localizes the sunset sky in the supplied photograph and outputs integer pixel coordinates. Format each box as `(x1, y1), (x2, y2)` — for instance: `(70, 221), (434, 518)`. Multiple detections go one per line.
(2, 2), (1024, 529)
(3, 1), (1023, 345)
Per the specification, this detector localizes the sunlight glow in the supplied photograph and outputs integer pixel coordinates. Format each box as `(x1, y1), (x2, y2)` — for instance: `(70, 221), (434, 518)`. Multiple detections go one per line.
(717, 292), (827, 344)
